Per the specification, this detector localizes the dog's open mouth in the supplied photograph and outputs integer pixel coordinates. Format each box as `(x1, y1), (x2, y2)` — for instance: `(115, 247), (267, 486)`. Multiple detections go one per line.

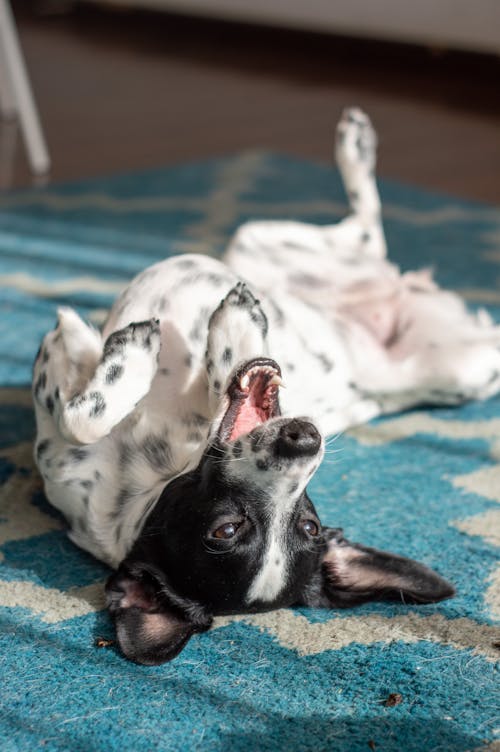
(218, 358), (283, 442)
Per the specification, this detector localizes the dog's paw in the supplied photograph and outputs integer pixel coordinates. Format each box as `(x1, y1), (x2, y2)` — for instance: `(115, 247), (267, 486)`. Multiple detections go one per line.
(210, 283), (268, 338)
(103, 319), (161, 361)
(336, 107), (377, 172)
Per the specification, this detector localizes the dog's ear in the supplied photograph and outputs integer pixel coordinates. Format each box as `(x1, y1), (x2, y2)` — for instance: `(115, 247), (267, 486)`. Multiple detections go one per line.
(303, 528), (454, 608)
(105, 564), (212, 665)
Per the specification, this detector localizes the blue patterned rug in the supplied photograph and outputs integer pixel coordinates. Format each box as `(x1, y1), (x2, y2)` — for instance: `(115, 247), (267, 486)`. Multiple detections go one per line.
(0, 152), (499, 752)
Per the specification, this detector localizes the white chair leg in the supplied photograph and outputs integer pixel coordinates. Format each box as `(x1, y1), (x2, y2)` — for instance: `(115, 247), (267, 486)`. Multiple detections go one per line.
(0, 0), (50, 175)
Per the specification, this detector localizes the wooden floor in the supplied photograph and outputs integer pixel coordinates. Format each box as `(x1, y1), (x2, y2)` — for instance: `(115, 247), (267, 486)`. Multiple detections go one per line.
(3, 5), (500, 202)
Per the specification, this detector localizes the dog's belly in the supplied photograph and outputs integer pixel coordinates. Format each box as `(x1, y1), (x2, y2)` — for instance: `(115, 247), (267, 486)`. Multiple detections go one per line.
(104, 254), (356, 425)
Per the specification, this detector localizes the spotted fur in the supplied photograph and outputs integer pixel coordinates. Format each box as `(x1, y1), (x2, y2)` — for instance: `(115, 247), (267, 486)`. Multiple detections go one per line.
(32, 108), (499, 664)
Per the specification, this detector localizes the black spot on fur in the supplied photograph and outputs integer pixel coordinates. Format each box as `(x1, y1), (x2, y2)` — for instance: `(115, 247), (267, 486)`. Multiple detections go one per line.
(141, 435), (172, 474)
(175, 257), (197, 270)
(159, 368), (170, 377)
(286, 362), (295, 372)
(89, 391), (106, 418)
(54, 386), (60, 401)
(213, 380), (221, 392)
(36, 439), (51, 459)
(206, 359), (214, 375)
(94, 470), (102, 481)
(68, 393), (87, 410)
(119, 441), (134, 470)
(42, 349), (50, 364)
(256, 458), (269, 471)
(184, 353), (193, 368)
(251, 434), (263, 453)
(70, 447), (88, 462)
(232, 440), (243, 458)
(45, 395), (54, 414)
(316, 353), (334, 373)
(80, 479), (93, 490)
(288, 481), (299, 494)
(106, 363), (124, 385)
(34, 371), (47, 396)
(222, 347), (232, 365)
(361, 231), (371, 243)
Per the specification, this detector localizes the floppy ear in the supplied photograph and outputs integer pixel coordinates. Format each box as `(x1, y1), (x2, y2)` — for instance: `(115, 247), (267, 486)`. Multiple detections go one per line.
(305, 528), (454, 608)
(105, 564), (212, 665)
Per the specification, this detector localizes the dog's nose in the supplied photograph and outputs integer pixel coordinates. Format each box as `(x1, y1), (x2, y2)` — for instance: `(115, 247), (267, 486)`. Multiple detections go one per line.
(275, 419), (321, 458)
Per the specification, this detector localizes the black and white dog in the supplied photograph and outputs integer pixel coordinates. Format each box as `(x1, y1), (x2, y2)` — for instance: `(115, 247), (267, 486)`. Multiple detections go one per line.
(33, 109), (500, 664)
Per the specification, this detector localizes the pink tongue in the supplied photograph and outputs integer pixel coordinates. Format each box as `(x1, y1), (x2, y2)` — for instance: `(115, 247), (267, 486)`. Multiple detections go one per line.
(230, 404), (267, 441)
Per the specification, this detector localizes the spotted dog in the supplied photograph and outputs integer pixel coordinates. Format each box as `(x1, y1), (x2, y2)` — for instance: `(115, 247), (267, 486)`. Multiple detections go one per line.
(33, 109), (500, 664)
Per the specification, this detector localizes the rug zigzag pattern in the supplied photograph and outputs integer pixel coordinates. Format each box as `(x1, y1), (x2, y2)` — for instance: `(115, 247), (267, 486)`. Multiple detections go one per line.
(0, 154), (499, 751)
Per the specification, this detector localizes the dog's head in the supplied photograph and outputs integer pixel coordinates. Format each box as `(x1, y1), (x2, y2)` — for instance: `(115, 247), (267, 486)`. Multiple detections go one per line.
(106, 358), (454, 664)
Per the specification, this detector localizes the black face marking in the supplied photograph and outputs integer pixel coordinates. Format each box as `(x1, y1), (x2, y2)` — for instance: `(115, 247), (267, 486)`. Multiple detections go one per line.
(36, 439), (51, 459)
(206, 359), (214, 375)
(288, 481), (299, 494)
(80, 479), (93, 490)
(69, 447), (88, 462)
(222, 347), (232, 365)
(232, 440), (242, 458)
(45, 395), (55, 414)
(94, 470), (102, 481)
(159, 368), (170, 377)
(361, 231), (371, 243)
(54, 386), (60, 401)
(106, 364), (124, 385)
(42, 349), (50, 364)
(213, 380), (221, 392)
(89, 391), (106, 418)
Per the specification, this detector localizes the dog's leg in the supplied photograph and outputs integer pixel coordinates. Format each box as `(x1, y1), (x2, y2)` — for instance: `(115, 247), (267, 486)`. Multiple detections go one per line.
(205, 282), (269, 410)
(34, 307), (161, 444)
(326, 107), (387, 259)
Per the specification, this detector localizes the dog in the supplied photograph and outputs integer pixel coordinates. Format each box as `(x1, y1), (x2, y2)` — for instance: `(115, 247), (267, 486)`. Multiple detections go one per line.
(32, 108), (500, 664)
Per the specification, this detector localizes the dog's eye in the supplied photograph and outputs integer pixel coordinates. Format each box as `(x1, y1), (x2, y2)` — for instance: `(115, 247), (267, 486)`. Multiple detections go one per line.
(302, 519), (319, 536)
(212, 522), (240, 539)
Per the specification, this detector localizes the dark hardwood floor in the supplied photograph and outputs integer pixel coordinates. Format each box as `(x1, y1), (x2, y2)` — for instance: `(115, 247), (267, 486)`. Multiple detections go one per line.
(3, 4), (500, 202)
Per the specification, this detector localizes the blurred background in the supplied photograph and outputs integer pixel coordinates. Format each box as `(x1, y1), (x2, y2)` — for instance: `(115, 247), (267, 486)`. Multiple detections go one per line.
(1, 0), (499, 201)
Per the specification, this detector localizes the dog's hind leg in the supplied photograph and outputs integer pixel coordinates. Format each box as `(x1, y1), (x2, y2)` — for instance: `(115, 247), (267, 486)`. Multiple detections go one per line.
(323, 107), (387, 260)
(33, 307), (161, 444)
(205, 282), (269, 410)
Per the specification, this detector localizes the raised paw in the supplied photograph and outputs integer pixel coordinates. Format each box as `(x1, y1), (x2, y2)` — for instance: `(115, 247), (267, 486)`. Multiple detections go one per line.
(60, 319), (162, 444)
(206, 283), (269, 406)
(210, 282), (268, 338)
(103, 318), (161, 361)
(336, 107), (377, 173)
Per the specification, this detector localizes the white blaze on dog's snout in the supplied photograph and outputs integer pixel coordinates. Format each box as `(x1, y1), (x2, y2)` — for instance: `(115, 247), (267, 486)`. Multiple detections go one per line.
(246, 527), (287, 603)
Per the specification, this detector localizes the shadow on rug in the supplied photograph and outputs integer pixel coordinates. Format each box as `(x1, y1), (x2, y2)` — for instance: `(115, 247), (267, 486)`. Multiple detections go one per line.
(0, 153), (499, 751)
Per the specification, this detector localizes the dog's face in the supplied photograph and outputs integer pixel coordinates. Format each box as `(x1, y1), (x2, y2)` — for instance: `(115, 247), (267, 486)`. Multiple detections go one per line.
(106, 359), (454, 665)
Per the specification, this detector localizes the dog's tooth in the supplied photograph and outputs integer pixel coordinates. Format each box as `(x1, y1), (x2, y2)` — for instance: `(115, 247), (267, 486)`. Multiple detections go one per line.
(240, 374), (250, 390)
(269, 374), (284, 387)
